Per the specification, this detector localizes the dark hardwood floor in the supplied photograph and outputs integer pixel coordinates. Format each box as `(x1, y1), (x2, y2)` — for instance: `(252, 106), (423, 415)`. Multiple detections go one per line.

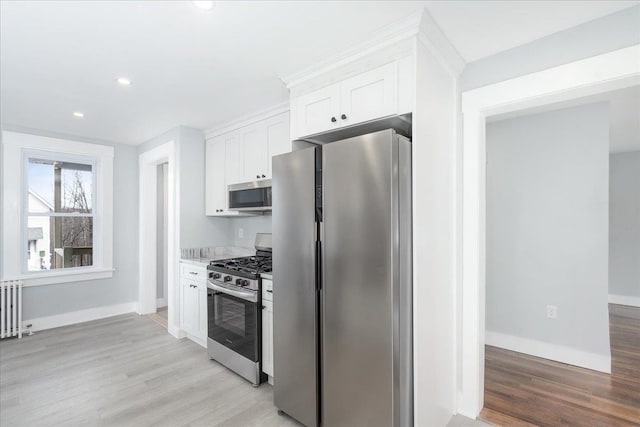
(480, 304), (640, 427)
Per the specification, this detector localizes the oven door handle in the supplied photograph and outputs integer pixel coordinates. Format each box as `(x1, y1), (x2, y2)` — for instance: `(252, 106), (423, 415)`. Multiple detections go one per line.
(207, 281), (258, 303)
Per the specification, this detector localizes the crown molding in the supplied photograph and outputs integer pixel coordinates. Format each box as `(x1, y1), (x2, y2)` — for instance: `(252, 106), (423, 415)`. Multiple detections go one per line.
(416, 9), (466, 76)
(281, 8), (466, 89)
(204, 101), (289, 139)
(280, 10), (423, 89)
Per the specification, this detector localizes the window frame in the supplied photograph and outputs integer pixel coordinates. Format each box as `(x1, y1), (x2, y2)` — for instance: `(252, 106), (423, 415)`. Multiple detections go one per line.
(21, 150), (99, 275)
(1, 131), (114, 286)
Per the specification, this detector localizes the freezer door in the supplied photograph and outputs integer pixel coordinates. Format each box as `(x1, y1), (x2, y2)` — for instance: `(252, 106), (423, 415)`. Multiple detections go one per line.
(272, 148), (319, 427)
(322, 129), (411, 426)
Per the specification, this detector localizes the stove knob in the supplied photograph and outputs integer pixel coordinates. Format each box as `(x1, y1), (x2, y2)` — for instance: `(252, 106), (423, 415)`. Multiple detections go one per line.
(236, 278), (242, 285)
(242, 280), (250, 287)
(224, 276), (232, 282)
(213, 273), (221, 279)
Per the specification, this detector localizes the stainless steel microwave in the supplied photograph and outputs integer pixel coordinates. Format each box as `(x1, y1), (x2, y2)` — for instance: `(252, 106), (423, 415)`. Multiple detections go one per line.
(228, 179), (272, 211)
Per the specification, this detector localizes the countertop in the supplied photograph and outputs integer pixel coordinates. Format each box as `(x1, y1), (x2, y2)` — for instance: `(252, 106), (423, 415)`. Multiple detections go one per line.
(261, 273), (273, 280)
(180, 257), (215, 267)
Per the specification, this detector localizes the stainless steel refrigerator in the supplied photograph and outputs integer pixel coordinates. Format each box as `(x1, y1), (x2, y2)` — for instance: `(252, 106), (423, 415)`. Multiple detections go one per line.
(272, 128), (413, 427)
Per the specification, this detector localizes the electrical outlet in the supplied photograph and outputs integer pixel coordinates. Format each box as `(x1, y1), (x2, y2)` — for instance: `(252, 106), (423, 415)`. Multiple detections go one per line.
(547, 305), (558, 319)
(238, 228), (244, 239)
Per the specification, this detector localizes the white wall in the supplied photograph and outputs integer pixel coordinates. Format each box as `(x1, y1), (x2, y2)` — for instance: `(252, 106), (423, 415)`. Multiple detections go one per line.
(461, 5), (640, 91)
(138, 126), (230, 249)
(609, 151), (640, 303)
(486, 103), (611, 372)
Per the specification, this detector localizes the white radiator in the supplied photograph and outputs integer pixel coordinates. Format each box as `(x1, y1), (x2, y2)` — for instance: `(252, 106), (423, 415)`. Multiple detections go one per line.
(1, 280), (23, 339)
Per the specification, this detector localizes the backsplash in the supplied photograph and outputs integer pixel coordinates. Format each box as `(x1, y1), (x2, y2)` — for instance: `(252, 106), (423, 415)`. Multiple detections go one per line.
(180, 246), (254, 260)
(229, 215), (272, 247)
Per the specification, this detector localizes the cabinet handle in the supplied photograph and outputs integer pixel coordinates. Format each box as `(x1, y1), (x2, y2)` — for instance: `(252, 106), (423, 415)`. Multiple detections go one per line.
(341, 114), (347, 120)
(266, 289), (273, 293)
(190, 284), (197, 288)
(262, 305), (266, 309)
(189, 272), (198, 275)
(330, 117), (337, 123)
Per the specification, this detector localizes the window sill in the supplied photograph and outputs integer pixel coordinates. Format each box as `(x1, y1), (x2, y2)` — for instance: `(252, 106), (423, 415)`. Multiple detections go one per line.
(5, 268), (115, 287)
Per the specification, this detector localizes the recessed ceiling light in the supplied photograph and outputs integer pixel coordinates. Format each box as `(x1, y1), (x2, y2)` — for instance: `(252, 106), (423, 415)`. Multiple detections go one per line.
(116, 77), (132, 86)
(192, 1), (214, 10)
(73, 111), (84, 118)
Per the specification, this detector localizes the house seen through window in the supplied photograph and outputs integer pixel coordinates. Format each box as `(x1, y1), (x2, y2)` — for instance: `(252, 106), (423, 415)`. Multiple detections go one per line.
(27, 157), (94, 271)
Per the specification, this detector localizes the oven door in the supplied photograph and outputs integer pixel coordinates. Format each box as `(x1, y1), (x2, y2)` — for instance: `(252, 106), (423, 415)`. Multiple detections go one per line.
(207, 282), (260, 362)
(228, 180), (272, 211)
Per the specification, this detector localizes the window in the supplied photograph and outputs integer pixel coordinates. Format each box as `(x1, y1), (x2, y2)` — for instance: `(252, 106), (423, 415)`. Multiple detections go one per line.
(2, 131), (114, 286)
(25, 155), (96, 272)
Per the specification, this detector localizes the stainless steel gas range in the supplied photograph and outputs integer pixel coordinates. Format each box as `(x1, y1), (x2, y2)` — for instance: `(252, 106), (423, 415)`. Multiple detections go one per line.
(206, 233), (272, 386)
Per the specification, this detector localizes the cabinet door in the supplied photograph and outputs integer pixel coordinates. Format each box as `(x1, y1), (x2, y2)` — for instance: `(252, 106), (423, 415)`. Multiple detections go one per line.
(262, 299), (274, 377)
(242, 126), (269, 182)
(180, 280), (200, 337)
(205, 137), (226, 215)
(225, 132), (243, 186)
(339, 62), (398, 126)
(294, 83), (340, 138)
(266, 112), (290, 179)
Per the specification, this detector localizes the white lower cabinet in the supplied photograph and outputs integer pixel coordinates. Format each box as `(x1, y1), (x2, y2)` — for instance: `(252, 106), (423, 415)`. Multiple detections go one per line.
(262, 278), (274, 379)
(179, 262), (208, 347)
(261, 299), (273, 378)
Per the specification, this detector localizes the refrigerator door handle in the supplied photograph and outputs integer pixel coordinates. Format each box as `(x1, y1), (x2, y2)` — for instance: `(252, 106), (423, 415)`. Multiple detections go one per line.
(315, 240), (322, 291)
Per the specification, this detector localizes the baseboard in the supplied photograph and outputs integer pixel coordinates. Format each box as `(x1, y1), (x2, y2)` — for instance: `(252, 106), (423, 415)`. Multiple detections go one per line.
(24, 302), (138, 332)
(168, 324), (184, 339)
(608, 294), (640, 308)
(485, 330), (611, 373)
(184, 331), (207, 349)
(156, 297), (167, 308)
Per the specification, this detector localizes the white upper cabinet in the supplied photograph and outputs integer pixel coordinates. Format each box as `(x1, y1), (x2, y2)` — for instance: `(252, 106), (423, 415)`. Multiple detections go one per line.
(225, 132), (243, 187)
(241, 126), (269, 182)
(340, 62), (398, 127)
(206, 131), (253, 216)
(291, 60), (410, 139)
(205, 110), (290, 216)
(205, 136), (226, 216)
(294, 84), (341, 137)
(266, 113), (291, 178)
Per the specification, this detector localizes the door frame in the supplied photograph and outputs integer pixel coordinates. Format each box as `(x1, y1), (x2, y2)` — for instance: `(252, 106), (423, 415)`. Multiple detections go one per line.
(457, 44), (640, 418)
(138, 141), (181, 337)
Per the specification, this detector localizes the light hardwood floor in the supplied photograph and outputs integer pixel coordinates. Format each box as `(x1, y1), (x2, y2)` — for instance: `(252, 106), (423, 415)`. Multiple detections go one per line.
(481, 304), (640, 427)
(0, 313), (300, 427)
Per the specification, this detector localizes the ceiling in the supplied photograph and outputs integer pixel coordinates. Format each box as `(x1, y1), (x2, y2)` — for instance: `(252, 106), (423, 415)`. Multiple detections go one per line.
(1, 1), (637, 145)
(489, 85), (640, 153)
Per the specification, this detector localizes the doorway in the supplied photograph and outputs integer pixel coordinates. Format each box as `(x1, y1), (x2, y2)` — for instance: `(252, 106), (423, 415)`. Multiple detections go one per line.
(480, 86), (640, 425)
(138, 141), (179, 337)
(457, 45), (640, 418)
(147, 162), (169, 329)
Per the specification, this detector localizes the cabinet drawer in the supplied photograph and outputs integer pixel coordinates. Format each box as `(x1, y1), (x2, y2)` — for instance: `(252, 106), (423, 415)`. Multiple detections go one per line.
(180, 263), (208, 283)
(262, 278), (273, 302)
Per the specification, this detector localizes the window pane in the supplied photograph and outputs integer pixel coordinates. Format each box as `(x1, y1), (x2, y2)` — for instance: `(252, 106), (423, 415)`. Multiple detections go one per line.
(28, 158), (93, 213)
(27, 216), (93, 271)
